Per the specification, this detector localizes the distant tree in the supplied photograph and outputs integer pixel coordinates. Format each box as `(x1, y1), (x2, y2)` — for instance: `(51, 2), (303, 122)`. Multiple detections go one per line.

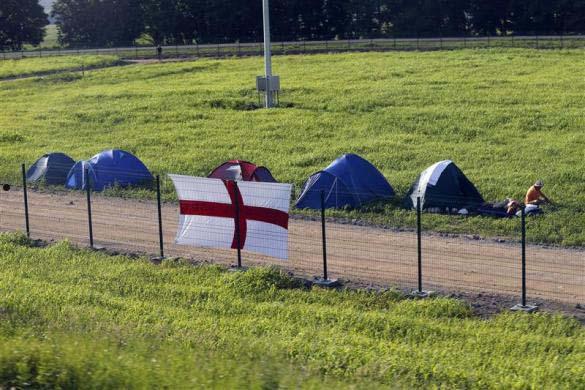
(0, 0), (49, 50)
(52, 0), (144, 47)
(469, 0), (512, 35)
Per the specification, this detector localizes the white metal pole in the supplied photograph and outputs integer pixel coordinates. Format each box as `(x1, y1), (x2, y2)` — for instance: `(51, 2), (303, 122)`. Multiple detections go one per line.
(262, 0), (273, 108)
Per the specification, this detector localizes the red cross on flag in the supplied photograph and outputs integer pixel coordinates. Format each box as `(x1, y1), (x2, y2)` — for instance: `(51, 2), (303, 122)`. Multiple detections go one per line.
(169, 175), (293, 260)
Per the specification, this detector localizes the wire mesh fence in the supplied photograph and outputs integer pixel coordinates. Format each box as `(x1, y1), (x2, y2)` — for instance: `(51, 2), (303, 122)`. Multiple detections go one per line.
(3, 35), (585, 62)
(1, 165), (583, 307)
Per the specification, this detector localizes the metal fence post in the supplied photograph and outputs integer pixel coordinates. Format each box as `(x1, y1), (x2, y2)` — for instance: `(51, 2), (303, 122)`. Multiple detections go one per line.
(156, 175), (164, 258)
(321, 190), (328, 280)
(535, 34), (539, 49)
(85, 167), (94, 249)
(233, 181), (242, 268)
(521, 208), (526, 306)
(412, 197), (430, 298)
(511, 207), (537, 312)
(417, 197), (422, 292)
(21, 164), (30, 238)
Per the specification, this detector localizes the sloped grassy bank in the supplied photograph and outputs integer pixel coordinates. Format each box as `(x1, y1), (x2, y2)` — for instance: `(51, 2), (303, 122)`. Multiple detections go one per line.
(0, 233), (583, 388)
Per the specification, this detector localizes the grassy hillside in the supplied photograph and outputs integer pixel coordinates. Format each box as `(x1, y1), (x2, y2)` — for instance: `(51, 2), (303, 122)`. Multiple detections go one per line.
(40, 24), (59, 48)
(0, 233), (583, 388)
(0, 55), (118, 79)
(0, 49), (584, 244)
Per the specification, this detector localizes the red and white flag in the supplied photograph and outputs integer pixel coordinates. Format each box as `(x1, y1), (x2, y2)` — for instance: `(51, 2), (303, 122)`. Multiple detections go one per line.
(169, 175), (292, 260)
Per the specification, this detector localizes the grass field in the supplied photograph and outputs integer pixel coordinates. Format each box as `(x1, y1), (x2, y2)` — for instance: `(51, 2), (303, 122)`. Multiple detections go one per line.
(0, 233), (583, 388)
(0, 55), (119, 79)
(40, 24), (59, 49)
(0, 49), (584, 245)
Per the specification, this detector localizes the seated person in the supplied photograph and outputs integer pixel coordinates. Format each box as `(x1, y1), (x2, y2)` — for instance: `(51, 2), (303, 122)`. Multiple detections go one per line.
(525, 180), (552, 206)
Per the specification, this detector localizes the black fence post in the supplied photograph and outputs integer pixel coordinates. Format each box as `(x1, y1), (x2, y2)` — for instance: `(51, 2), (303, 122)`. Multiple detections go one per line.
(85, 167), (94, 249)
(521, 207), (526, 306)
(21, 164), (30, 238)
(417, 197), (422, 292)
(321, 190), (328, 280)
(535, 34), (539, 49)
(511, 207), (537, 312)
(156, 175), (164, 258)
(233, 181), (242, 268)
(411, 197), (430, 297)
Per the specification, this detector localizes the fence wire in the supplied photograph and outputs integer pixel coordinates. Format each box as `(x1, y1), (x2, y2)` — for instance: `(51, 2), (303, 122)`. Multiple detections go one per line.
(3, 35), (585, 62)
(0, 168), (583, 306)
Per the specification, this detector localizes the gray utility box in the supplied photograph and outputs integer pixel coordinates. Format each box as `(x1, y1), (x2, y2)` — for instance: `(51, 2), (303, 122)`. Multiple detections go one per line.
(256, 75), (281, 92)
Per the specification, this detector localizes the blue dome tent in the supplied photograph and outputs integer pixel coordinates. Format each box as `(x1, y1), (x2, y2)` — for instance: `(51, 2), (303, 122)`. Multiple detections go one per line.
(296, 154), (394, 209)
(66, 149), (153, 191)
(27, 152), (75, 186)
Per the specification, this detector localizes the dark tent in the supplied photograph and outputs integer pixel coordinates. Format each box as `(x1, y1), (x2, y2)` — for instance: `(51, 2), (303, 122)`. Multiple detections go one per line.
(66, 149), (153, 191)
(405, 160), (484, 211)
(208, 160), (277, 182)
(296, 153), (394, 209)
(27, 153), (75, 186)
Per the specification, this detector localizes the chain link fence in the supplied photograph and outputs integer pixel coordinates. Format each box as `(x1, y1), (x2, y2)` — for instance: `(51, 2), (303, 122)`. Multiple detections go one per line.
(3, 35), (585, 61)
(1, 163), (583, 308)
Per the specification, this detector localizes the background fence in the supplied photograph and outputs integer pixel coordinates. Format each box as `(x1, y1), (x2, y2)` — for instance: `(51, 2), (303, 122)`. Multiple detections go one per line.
(3, 35), (585, 61)
(1, 164), (583, 308)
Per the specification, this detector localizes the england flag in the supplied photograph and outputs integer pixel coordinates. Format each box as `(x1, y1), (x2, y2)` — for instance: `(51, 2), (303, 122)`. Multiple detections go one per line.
(169, 175), (292, 260)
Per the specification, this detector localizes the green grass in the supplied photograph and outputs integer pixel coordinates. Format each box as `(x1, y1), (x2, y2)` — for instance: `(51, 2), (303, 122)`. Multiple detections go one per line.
(0, 55), (119, 79)
(0, 232), (583, 388)
(40, 24), (59, 49)
(1, 49), (584, 245)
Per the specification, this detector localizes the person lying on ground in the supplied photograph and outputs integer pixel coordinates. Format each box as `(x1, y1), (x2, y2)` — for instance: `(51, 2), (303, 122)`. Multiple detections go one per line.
(525, 180), (552, 205)
(488, 198), (521, 216)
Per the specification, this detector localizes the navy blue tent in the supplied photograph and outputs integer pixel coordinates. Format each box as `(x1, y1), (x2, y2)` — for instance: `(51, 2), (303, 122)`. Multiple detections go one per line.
(404, 160), (484, 211)
(27, 152), (75, 186)
(66, 149), (153, 191)
(296, 154), (394, 209)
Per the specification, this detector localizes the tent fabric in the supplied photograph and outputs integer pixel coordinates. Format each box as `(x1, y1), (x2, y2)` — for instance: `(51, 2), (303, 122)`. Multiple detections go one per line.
(208, 160), (277, 182)
(66, 149), (153, 191)
(295, 154), (395, 209)
(26, 153), (75, 186)
(405, 160), (484, 211)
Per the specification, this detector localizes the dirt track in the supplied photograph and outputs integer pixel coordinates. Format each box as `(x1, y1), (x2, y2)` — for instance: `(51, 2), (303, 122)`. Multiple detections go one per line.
(0, 189), (583, 304)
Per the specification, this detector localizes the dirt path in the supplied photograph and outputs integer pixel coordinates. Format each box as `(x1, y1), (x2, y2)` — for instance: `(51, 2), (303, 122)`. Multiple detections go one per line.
(1, 189), (583, 304)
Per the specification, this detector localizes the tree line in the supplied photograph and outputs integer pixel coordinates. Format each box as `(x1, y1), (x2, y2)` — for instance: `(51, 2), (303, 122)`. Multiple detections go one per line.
(2, 0), (585, 50)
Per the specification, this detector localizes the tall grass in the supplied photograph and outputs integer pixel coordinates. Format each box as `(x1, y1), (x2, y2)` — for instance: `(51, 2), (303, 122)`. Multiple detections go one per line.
(0, 233), (583, 387)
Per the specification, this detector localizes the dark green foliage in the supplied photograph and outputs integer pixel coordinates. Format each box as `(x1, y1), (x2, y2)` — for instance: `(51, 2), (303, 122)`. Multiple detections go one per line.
(49, 0), (585, 47)
(52, 0), (144, 47)
(0, 0), (48, 50)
